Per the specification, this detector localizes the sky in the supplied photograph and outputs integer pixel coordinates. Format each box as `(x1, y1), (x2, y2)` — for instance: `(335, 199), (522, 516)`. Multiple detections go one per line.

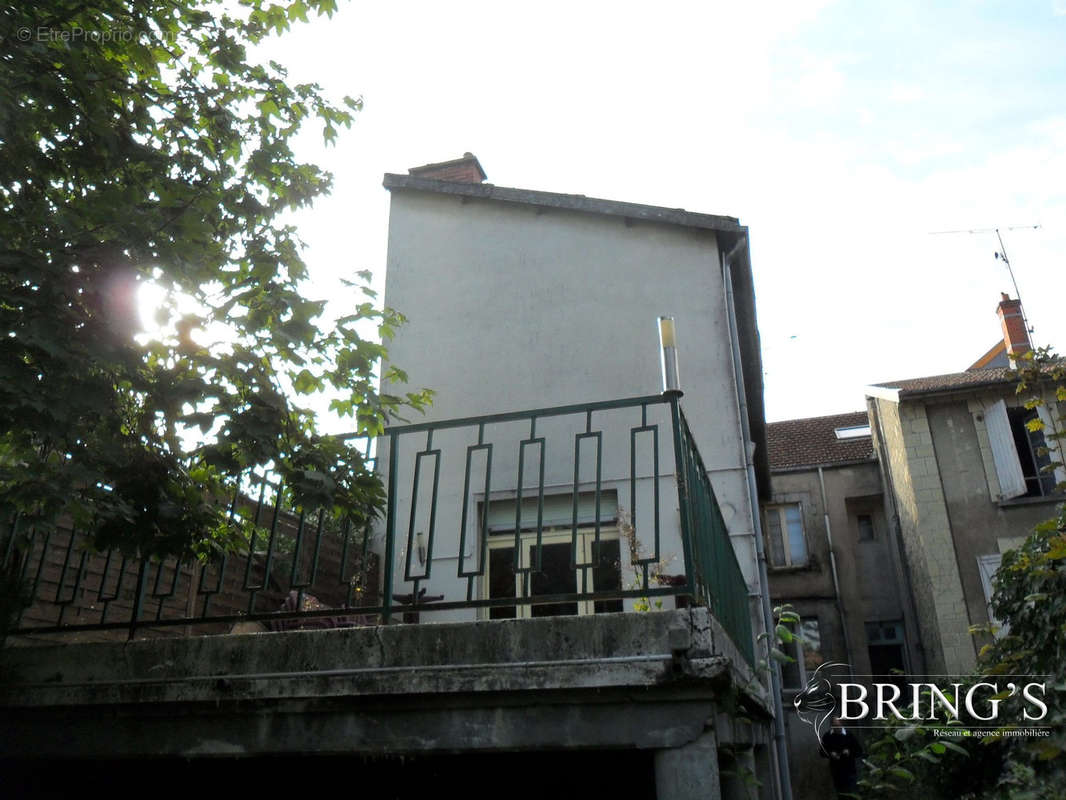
(253, 0), (1066, 423)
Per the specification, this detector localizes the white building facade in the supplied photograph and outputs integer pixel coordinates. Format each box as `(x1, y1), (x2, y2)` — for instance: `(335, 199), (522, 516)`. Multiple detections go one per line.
(376, 154), (773, 653)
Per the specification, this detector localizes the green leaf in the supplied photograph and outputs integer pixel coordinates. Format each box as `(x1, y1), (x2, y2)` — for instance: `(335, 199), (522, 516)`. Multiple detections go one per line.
(888, 767), (915, 782)
(894, 726), (917, 741)
(938, 741), (970, 757)
(769, 648), (795, 664)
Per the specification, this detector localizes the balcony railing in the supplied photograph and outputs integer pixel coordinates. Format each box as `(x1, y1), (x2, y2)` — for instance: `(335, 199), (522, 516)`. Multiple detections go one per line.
(2, 395), (755, 664)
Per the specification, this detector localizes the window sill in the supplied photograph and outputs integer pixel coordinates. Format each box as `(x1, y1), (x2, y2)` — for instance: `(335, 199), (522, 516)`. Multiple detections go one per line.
(997, 494), (1065, 509)
(767, 563), (814, 574)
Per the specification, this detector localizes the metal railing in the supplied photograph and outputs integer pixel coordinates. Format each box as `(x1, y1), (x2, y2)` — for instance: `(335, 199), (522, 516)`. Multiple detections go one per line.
(675, 407), (756, 665)
(1, 477), (380, 640)
(2, 394), (755, 664)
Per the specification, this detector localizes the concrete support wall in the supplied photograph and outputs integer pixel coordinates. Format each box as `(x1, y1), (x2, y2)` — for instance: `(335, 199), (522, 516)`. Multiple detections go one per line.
(1, 609), (772, 779)
(655, 728), (722, 800)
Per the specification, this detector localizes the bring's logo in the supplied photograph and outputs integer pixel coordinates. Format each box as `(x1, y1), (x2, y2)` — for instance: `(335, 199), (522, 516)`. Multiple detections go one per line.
(793, 661), (850, 748)
(789, 665), (1050, 744)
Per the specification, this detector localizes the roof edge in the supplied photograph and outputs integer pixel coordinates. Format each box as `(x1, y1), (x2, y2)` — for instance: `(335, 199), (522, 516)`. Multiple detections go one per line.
(864, 385), (901, 403)
(968, 340), (1007, 371)
(868, 372), (1020, 402)
(770, 457), (878, 474)
(383, 174), (747, 234)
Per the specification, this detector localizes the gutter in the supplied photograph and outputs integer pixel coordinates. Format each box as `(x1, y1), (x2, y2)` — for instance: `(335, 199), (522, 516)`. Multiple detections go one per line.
(722, 236), (793, 800)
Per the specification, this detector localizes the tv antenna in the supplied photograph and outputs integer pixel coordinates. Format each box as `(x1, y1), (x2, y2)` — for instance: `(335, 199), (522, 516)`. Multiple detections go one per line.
(928, 224), (1041, 341)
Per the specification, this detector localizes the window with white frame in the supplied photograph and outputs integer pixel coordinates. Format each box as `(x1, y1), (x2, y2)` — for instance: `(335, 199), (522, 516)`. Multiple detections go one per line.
(486, 527), (622, 618)
(764, 504), (808, 568)
(482, 492), (623, 619)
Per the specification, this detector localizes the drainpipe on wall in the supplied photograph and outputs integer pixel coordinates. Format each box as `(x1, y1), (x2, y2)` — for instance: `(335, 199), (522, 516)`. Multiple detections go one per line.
(817, 466), (855, 679)
(722, 239), (793, 800)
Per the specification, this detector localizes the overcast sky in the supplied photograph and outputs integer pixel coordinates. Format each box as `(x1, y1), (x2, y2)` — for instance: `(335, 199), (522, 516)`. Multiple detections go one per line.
(255, 0), (1066, 423)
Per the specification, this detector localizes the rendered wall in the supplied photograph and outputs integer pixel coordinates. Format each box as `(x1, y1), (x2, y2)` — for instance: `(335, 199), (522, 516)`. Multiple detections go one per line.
(378, 188), (759, 628)
(768, 461), (902, 676)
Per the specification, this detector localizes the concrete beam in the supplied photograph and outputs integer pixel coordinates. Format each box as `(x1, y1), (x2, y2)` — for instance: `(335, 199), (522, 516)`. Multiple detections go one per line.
(1, 608), (772, 762)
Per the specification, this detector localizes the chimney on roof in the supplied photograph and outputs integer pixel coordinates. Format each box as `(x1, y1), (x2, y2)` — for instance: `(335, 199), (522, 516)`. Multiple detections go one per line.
(408, 152), (487, 183)
(996, 292), (1031, 366)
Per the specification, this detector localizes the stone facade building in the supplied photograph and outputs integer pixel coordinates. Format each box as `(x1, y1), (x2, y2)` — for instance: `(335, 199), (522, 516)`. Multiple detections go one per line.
(865, 295), (1065, 675)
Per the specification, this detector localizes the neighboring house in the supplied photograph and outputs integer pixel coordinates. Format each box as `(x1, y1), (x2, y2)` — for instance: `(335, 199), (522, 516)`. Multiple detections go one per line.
(761, 295), (1063, 800)
(765, 412), (923, 681)
(865, 294), (1066, 675)
(764, 411), (922, 800)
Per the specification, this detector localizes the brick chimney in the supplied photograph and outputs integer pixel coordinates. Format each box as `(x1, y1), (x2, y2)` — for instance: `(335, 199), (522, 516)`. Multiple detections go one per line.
(996, 293), (1031, 365)
(408, 152), (487, 183)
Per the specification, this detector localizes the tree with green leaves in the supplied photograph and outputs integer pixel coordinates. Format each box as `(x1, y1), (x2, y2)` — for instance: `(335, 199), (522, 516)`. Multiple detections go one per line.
(973, 347), (1066, 797)
(0, 1), (431, 561)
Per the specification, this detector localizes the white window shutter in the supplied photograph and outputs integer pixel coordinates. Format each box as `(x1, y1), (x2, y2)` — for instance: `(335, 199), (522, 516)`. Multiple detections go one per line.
(984, 399), (1027, 500)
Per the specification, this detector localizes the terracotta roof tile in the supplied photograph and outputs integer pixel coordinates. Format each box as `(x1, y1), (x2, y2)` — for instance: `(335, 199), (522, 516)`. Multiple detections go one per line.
(766, 412), (874, 470)
(871, 367), (1016, 397)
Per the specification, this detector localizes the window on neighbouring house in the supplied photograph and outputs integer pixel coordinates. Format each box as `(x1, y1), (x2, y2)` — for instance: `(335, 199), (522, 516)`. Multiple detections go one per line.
(857, 514), (875, 541)
(800, 618), (825, 673)
(834, 424), (871, 440)
(779, 616), (824, 688)
(866, 620), (906, 678)
(764, 504), (807, 568)
(1006, 407), (1057, 497)
(984, 398), (1059, 500)
(977, 554), (1008, 637)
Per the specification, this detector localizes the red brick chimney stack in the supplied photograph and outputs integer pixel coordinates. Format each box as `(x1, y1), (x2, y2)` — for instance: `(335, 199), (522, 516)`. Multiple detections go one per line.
(996, 292), (1031, 365)
(408, 152), (487, 183)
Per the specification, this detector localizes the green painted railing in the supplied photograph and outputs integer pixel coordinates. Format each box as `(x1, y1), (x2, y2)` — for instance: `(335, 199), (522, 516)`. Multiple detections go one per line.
(673, 406), (756, 665)
(3, 395), (755, 666)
